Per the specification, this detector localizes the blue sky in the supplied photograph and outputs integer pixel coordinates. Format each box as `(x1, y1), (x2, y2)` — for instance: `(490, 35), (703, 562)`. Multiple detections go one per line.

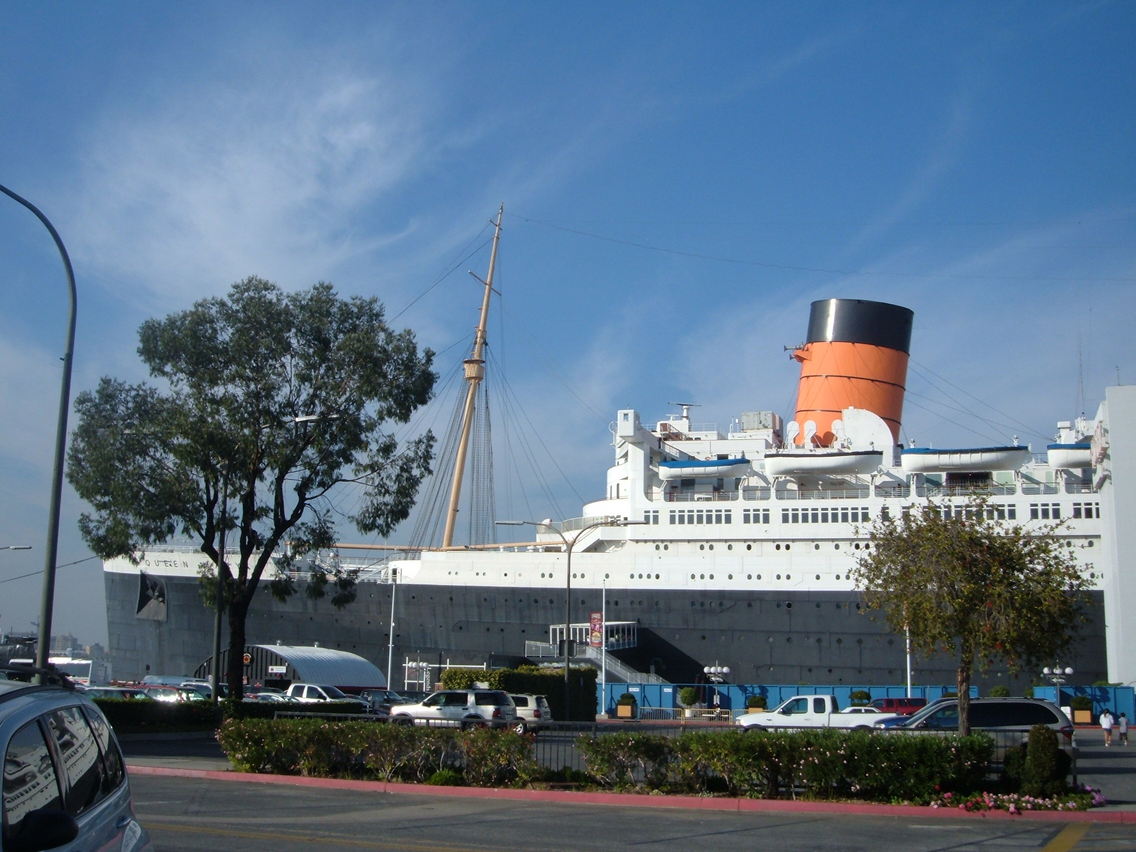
(2, 1), (1134, 646)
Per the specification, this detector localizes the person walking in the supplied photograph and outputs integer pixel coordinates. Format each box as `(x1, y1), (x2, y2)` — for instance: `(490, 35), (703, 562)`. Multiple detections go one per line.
(1101, 707), (1115, 746)
(1118, 712), (1129, 746)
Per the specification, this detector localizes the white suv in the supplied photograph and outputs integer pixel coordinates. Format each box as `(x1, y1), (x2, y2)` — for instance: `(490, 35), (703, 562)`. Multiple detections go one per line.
(508, 693), (553, 734)
(389, 689), (517, 729)
(0, 679), (151, 851)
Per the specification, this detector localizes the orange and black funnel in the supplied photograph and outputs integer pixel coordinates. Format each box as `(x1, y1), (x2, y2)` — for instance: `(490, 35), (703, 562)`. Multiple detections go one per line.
(790, 299), (913, 447)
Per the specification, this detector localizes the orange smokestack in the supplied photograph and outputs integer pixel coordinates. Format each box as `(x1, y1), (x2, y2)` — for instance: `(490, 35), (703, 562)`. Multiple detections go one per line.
(790, 299), (913, 447)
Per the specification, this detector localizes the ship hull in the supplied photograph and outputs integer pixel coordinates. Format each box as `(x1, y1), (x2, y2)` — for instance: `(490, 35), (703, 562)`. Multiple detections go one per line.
(104, 568), (1107, 691)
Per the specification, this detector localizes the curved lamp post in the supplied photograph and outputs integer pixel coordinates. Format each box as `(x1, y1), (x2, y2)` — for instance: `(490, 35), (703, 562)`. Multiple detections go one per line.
(1, 183), (76, 683)
(498, 516), (642, 719)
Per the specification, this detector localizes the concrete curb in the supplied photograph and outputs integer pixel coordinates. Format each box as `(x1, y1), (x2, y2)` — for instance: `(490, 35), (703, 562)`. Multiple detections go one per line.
(126, 764), (1135, 823)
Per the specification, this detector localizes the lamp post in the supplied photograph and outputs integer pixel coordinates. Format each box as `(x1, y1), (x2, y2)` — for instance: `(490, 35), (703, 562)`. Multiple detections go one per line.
(1042, 665), (1074, 686)
(1, 183), (77, 684)
(498, 516), (642, 720)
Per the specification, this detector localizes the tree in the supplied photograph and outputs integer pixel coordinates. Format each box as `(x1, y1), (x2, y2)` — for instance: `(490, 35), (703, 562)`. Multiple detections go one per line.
(849, 498), (1089, 735)
(67, 277), (435, 698)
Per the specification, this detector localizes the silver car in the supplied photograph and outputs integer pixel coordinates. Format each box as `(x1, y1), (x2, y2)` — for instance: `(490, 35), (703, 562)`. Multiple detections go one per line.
(508, 693), (553, 734)
(0, 679), (151, 850)
(389, 689), (517, 729)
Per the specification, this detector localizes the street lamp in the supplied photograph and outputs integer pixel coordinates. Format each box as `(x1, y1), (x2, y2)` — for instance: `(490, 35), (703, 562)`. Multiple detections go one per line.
(497, 516), (643, 720)
(1, 183), (77, 684)
(1042, 664), (1074, 686)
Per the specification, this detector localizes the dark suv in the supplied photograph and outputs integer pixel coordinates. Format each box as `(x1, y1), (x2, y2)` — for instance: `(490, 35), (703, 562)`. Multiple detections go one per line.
(389, 689), (517, 729)
(874, 697), (1075, 760)
(0, 679), (151, 851)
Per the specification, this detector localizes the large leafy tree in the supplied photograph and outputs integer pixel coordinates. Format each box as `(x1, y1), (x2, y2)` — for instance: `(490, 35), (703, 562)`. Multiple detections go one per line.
(850, 499), (1089, 734)
(67, 277), (435, 697)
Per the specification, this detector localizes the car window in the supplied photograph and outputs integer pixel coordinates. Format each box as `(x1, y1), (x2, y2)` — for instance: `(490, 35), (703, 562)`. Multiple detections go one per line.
(3, 719), (64, 841)
(83, 705), (125, 792)
(443, 693), (468, 707)
(512, 696), (530, 708)
(922, 705), (960, 730)
(475, 693), (502, 706)
(45, 706), (106, 816)
(422, 694), (444, 707)
(782, 698), (807, 715)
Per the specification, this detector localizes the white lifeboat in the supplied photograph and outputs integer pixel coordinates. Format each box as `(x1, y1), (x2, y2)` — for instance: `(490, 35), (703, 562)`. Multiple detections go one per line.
(763, 449), (883, 477)
(658, 457), (751, 480)
(900, 446), (1031, 473)
(1046, 442), (1092, 469)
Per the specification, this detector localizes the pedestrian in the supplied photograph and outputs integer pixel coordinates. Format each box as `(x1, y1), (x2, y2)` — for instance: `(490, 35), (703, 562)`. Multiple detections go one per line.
(1101, 707), (1115, 746)
(1119, 712), (1129, 746)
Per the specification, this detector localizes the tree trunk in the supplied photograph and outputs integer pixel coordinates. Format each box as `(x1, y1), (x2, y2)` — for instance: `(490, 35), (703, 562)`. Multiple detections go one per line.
(956, 652), (972, 737)
(226, 591), (251, 701)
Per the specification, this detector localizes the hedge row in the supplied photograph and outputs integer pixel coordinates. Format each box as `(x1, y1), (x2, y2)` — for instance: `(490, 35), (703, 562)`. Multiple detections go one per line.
(216, 719), (1002, 802)
(217, 718), (539, 787)
(576, 728), (995, 801)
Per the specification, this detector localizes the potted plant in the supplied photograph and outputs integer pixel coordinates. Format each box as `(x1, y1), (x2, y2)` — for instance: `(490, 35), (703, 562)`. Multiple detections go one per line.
(677, 686), (700, 718)
(616, 692), (637, 719)
(1070, 695), (1093, 725)
(745, 694), (766, 711)
(849, 689), (871, 707)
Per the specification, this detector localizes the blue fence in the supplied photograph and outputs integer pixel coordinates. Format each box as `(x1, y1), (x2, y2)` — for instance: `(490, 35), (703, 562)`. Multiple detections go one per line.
(599, 682), (1136, 720)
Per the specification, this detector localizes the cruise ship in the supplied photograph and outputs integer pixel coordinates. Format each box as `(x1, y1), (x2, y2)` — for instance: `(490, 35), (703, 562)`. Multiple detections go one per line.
(103, 286), (1136, 694)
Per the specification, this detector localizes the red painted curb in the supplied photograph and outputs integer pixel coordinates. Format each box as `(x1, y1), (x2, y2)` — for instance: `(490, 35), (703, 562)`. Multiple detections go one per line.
(126, 764), (1135, 823)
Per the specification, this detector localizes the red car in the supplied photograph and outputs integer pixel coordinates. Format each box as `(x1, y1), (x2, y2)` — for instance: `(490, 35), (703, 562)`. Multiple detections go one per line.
(871, 697), (928, 715)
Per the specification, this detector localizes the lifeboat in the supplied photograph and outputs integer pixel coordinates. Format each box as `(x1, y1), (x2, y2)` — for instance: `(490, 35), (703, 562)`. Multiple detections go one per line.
(659, 458), (751, 480)
(900, 446), (1030, 473)
(1046, 442), (1092, 469)
(763, 449), (883, 477)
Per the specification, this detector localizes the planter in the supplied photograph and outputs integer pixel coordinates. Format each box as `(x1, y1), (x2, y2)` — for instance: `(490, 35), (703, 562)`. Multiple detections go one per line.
(1073, 709), (1092, 724)
(616, 704), (635, 719)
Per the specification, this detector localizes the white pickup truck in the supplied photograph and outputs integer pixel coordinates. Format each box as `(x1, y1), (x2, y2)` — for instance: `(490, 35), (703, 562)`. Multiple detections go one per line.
(735, 695), (895, 731)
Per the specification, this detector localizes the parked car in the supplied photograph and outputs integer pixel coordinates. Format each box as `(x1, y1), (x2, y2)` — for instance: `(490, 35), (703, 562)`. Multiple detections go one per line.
(359, 688), (411, 718)
(874, 697), (1076, 761)
(0, 679), (151, 850)
(508, 693), (553, 733)
(283, 683), (369, 710)
(81, 686), (151, 701)
(389, 689), (517, 729)
(840, 705), (887, 714)
(870, 697), (928, 715)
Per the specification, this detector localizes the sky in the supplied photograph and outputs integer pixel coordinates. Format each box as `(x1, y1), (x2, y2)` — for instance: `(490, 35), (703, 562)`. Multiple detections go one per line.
(2, 1), (1134, 647)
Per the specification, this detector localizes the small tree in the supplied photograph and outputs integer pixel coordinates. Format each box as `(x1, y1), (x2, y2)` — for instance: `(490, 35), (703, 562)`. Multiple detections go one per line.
(850, 498), (1089, 735)
(67, 277), (436, 698)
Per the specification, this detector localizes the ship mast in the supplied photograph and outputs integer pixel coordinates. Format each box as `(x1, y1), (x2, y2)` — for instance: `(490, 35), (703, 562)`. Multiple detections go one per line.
(441, 204), (503, 548)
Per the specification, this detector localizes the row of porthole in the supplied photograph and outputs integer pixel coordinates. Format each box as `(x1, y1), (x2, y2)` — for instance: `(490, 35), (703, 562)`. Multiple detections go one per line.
(662, 542), (872, 552)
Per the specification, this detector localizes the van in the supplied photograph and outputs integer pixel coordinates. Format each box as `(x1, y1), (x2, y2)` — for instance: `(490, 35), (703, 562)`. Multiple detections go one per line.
(871, 697), (928, 715)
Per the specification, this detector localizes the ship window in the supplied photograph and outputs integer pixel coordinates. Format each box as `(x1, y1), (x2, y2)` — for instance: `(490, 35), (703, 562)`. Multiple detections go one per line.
(815, 574), (821, 580)
(785, 544), (791, 551)
(834, 543), (840, 550)
(776, 574), (781, 580)
(756, 574), (762, 580)
(775, 544), (781, 550)
(699, 544), (705, 551)
(814, 544), (820, 550)
(727, 544), (733, 550)
(728, 573), (733, 579)
(708, 544), (714, 551)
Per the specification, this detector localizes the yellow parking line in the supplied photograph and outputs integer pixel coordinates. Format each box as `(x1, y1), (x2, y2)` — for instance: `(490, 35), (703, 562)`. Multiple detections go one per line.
(1042, 823), (1090, 852)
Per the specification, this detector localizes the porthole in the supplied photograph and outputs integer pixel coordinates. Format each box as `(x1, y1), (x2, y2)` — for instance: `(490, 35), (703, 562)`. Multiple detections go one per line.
(786, 602), (792, 608)
(776, 573), (782, 580)
(814, 543), (820, 550)
(834, 543), (840, 550)
(775, 543), (781, 551)
(708, 544), (714, 551)
(690, 574), (696, 580)
(785, 544), (791, 551)
(727, 544), (733, 551)
(835, 574), (841, 581)
(786, 574), (791, 580)
(746, 544), (753, 551)
(655, 544), (661, 551)
(815, 574), (821, 580)
(700, 573), (706, 580)
(746, 574), (752, 580)
(699, 544), (705, 551)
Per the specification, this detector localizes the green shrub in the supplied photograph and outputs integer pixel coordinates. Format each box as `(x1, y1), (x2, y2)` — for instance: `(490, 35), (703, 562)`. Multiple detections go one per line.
(1021, 724), (1070, 798)
(425, 769), (464, 786)
(1069, 695), (1093, 711)
(849, 690), (871, 706)
(678, 687), (699, 707)
(987, 685), (1010, 698)
(745, 694), (766, 710)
